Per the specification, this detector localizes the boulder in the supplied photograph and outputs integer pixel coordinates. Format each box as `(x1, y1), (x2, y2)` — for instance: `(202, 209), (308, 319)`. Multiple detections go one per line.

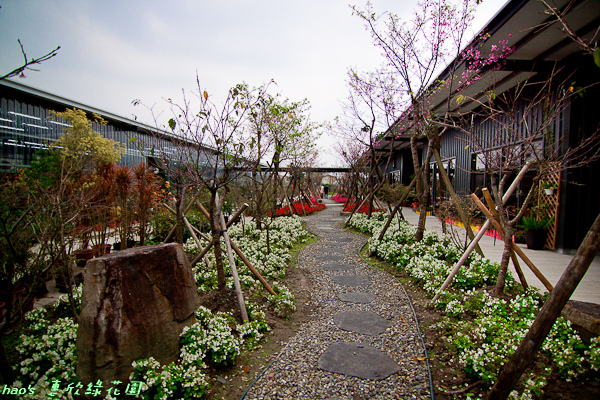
(76, 243), (199, 389)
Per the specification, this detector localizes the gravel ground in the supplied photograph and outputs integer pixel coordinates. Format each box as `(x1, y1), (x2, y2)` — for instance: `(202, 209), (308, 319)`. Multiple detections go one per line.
(243, 201), (432, 400)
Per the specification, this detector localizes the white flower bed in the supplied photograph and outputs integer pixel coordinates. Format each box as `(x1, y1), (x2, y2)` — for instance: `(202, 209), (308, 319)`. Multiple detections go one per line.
(13, 215), (308, 399)
(186, 215), (308, 318)
(346, 212), (600, 398)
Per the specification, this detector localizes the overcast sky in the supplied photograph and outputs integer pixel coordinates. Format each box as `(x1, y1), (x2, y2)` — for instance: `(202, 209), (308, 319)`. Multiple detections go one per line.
(0, 0), (507, 166)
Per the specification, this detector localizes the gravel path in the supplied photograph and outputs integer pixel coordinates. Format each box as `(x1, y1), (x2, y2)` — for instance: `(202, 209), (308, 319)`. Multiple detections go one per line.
(243, 200), (431, 400)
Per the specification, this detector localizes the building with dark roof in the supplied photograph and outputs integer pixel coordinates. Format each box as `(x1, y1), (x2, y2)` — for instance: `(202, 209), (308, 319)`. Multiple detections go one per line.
(0, 79), (215, 172)
(376, 0), (600, 251)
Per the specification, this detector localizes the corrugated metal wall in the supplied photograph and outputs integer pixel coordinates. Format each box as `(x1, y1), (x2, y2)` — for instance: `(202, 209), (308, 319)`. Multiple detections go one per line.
(0, 96), (181, 171)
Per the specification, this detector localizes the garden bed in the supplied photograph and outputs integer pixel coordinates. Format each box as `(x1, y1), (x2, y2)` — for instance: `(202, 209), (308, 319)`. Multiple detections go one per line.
(347, 212), (600, 399)
(7, 215), (319, 399)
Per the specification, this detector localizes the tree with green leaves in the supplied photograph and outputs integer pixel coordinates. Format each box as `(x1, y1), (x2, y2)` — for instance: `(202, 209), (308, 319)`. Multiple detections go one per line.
(135, 77), (271, 292)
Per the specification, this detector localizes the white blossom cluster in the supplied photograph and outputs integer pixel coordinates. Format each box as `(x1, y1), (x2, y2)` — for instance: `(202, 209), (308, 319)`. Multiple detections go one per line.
(452, 289), (596, 395)
(349, 213), (514, 295)
(188, 215), (307, 317)
(14, 300), (78, 400)
(130, 304), (270, 399)
(266, 281), (297, 318)
(346, 212), (599, 396)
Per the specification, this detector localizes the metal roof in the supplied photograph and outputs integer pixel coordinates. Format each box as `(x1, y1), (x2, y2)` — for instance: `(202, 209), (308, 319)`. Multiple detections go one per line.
(0, 79), (218, 153)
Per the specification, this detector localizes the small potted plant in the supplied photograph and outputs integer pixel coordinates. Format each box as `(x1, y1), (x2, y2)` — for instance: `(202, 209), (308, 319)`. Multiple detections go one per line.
(541, 182), (557, 195)
(518, 216), (552, 250)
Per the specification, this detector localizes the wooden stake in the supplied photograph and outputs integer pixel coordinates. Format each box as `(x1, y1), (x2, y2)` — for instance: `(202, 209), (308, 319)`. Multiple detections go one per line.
(431, 220), (492, 303)
(217, 193), (248, 323)
(471, 194), (554, 292)
(227, 203), (249, 228)
(430, 161), (534, 301)
(482, 189), (528, 290)
(191, 238), (217, 265)
(229, 241), (276, 296)
(488, 212), (600, 400)
(433, 148), (483, 257)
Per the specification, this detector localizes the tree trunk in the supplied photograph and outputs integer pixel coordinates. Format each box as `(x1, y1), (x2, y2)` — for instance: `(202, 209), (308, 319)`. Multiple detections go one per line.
(487, 212), (600, 400)
(433, 147), (483, 257)
(209, 191), (227, 291)
(495, 226), (513, 296)
(175, 184), (184, 244)
(410, 135), (427, 242)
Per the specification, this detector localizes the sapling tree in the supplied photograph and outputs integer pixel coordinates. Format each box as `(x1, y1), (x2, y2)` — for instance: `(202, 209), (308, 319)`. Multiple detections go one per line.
(0, 108), (123, 383)
(135, 77), (270, 291)
(246, 93), (319, 231)
(133, 163), (161, 246)
(352, 0), (479, 241)
(333, 66), (402, 222)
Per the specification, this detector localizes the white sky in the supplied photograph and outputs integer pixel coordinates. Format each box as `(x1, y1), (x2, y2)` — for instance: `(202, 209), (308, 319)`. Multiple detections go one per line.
(0, 0), (507, 166)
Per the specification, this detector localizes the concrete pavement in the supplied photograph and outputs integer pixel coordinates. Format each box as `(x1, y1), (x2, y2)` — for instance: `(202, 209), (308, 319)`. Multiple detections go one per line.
(399, 207), (599, 304)
(324, 199), (598, 304)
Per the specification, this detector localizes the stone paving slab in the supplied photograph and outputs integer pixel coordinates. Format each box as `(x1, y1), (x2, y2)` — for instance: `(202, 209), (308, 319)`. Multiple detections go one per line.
(334, 310), (392, 336)
(331, 275), (371, 287)
(337, 292), (377, 304)
(318, 342), (401, 381)
(318, 246), (346, 254)
(316, 254), (346, 262)
(322, 263), (355, 271)
(328, 238), (354, 243)
(244, 200), (430, 399)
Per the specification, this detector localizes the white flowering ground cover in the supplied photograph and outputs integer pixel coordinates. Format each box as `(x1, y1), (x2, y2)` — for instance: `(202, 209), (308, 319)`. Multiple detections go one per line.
(10, 215), (311, 399)
(347, 212), (600, 399)
(185, 215), (309, 318)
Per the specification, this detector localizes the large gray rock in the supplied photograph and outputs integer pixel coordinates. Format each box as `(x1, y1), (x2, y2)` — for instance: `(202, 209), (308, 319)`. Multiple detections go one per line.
(76, 243), (199, 389)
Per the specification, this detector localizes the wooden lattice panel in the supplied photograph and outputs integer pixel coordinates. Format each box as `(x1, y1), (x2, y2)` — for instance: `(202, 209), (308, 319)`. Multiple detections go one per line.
(538, 163), (561, 250)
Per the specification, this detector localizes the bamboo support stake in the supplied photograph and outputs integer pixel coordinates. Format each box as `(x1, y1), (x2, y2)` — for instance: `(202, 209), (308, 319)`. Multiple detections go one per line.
(191, 239), (217, 265)
(430, 161), (534, 302)
(183, 216), (203, 249)
(471, 194), (554, 292)
(431, 220), (492, 303)
(196, 201), (210, 219)
(227, 203), (249, 228)
(482, 189), (529, 290)
(510, 252), (529, 290)
(228, 240), (276, 296)
(433, 148), (483, 257)
(488, 212), (600, 399)
(217, 193), (248, 323)
(374, 163), (426, 243)
(281, 177), (295, 215)
(374, 195), (386, 211)
(162, 224), (177, 244)
(182, 216), (213, 269)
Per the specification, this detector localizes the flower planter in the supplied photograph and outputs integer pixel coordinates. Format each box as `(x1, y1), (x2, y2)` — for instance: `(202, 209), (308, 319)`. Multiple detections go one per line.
(114, 239), (136, 250)
(544, 188), (555, 195)
(92, 243), (112, 257)
(525, 229), (547, 250)
(73, 248), (94, 267)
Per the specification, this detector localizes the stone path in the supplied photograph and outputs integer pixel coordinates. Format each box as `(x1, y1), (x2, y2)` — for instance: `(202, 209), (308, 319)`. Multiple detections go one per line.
(243, 200), (431, 399)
